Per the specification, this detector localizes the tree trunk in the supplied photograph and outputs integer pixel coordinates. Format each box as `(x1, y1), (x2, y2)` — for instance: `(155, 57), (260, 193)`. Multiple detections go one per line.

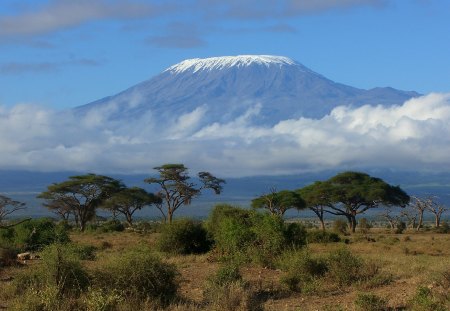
(417, 211), (424, 231)
(435, 215), (440, 228)
(126, 213), (133, 227)
(168, 210), (174, 224)
(350, 216), (357, 233)
(319, 217), (325, 231)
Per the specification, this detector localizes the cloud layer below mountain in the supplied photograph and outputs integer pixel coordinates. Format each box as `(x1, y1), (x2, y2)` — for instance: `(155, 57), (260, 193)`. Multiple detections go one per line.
(1, 93), (449, 177)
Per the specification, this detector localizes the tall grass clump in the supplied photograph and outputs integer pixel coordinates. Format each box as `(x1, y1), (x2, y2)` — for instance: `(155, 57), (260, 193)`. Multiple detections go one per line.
(278, 249), (327, 292)
(8, 243), (89, 310)
(354, 293), (387, 311)
(157, 218), (211, 255)
(93, 247), (179, 304)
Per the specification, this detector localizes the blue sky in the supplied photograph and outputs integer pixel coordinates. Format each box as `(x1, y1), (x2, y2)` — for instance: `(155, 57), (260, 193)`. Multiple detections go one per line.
(0, 0), (449, 109)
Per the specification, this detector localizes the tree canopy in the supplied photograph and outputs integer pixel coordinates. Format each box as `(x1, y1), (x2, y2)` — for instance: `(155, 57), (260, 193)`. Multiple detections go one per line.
(252, 189), (305, 216)
(0, 194), (27, 229)
(102, 187), (162, 226)
(298, 172), (410, 233)
(38, 174), (124, 231)
(145, 164), (225, 223)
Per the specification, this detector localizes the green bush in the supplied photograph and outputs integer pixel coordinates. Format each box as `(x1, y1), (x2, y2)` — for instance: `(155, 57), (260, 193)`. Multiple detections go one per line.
(278, 249), (327, 292)
(409, 286), (447, 311)
(11, 243), (89, 298)
(157, 219), (212, 255)
(6, 219), (70, 251)
(327, 248), (363, 287)
(207, 205), (307, 264)
(210, 263), (242, 286)
(284, 222), (307, 247)
(71, 244), (97, 260)
(354, 293), (387, 311)
(93, 248), (178, 303)
(436, 221), (450, 234)
(306, 230), (340, 244)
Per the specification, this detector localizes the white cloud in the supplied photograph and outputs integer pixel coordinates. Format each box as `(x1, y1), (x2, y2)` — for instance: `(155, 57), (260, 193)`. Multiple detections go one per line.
(0, 93), (449, 177)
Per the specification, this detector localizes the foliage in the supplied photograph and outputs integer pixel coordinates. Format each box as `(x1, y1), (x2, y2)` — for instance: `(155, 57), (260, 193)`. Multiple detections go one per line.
(251, 189), (305, 216)
(395, 221), (407, 234)
(409, 286), (447, 311)
(11, 243), (90, 301)
(2, 218), (70, 251)
(306, 230), (340, 243)
(207, 205), (307, 264)
(209, 262), (242, 286)
(326, 248), (363, 287)
(145, 164), (225, 223)
(157, 218), (212, 255)
(278, 249), (327, 292)
(39, 174), (124, 231)
(358, 218), (372, 234)
(102, 187), (161, 226)
(0, 246), (18, 267)
(83, 288), (123, 311)
(0, 194), (27, 228)
(93, 247), (179, 303)
(354, 293), (387, 311)
(87, 219), (125, 233)
(299, 172), (410, 233)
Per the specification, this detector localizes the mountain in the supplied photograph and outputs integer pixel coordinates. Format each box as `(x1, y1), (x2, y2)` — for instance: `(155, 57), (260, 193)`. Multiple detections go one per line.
(75, 55), (419, 125)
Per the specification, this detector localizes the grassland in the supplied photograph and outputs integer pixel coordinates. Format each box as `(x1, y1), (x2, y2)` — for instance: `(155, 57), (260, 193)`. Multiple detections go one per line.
(1, 222), (449, 311)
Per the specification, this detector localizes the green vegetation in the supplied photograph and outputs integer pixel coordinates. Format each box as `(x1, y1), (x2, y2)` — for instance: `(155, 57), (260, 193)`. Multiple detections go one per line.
(0, 168), (448, 310)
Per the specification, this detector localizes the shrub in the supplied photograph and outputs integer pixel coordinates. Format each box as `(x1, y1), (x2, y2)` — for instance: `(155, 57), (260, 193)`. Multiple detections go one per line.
(10, 218), (70, 251)
(0, 246), (18, 267)
(93, 247), (178, 303)
(436, 221), (450, 234)
(306, 230), (340, 244)
(354, 293), (387, 311)
(210, 263), (242, 286)
(395, 221), (406, 234)
(83, 288), (123, 311)
(332, 218), (348, 235)
(327, 248), (363, 287)
(278, 249), (327, 292)
(71, 244), (97, 260)
(157, 219), (212, 255)
(10, 243), (89, 299)
(409, 286), (447, 311)
(284, 222), (307, 247)
(207, 205), (307, 264)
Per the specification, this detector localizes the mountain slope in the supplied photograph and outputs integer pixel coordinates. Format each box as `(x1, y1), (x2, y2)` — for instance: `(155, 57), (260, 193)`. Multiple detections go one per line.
(76, 55), (419, 125)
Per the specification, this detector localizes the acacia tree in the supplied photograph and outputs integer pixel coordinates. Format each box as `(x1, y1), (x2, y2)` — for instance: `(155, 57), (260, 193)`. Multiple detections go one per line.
(410, 196), (430, 231)
(39, 174), (124, 231)
(301, 172), (410, 233)
(297, 181), (330, 231)
(252, 188), (305, 216)
(0, 195), (28, 228)
(414, 196), (448, 228)
(102, 187), (162, 226)
(326, 172), (410, 233)
(144, 164), (225, 224)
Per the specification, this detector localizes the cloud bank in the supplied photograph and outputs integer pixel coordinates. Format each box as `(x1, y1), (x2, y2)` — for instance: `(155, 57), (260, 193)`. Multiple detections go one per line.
(1, 93), (449, 177)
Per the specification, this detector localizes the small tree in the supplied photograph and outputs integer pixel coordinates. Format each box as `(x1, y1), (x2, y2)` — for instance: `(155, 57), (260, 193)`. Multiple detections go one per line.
(0, 194), (28, 228)
(410, 196), (431, 231)
(102, 187), (162, 227)
(39, 174), (124, 231)
(298, 181), (330, 231)
(308, 172), (410, 233)
(252, 188), (305, 216)
(144, 164), (225, 224)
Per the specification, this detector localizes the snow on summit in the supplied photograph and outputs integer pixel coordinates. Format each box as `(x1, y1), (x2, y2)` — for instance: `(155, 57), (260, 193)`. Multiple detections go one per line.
(165, 55), (298, 74)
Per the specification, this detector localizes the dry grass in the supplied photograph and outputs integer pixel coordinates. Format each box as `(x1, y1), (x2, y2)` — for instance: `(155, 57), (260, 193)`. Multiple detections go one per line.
(1, 229), (449, 310)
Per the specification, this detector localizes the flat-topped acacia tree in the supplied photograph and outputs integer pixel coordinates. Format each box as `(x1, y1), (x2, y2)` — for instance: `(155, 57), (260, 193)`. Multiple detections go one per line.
(326, 171), (410, 233)
(252, 189), (306, 216)
(145, 164), (225, 224)
(102, 187), (162, 227)
(0, 195), (28, 229)
(39, 174), (124, 231)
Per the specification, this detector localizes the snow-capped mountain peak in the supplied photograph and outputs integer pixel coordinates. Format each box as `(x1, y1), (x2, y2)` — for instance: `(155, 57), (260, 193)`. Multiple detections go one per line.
(165, 55), (298, 74)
